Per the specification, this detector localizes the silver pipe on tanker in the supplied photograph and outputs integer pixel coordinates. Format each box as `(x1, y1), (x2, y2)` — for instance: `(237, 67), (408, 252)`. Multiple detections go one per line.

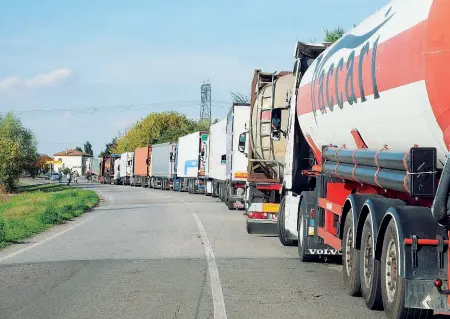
(323, 162), (410, 194)
(323, 147), (409, 171)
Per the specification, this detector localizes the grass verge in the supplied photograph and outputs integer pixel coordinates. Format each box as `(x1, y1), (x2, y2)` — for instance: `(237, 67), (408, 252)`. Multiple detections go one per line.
(0, 184), (99, 248)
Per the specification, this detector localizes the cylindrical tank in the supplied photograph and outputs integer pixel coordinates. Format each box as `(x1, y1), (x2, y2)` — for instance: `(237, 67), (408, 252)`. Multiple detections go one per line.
(250, 71), (294, 179)
(297, 0), (450, 168)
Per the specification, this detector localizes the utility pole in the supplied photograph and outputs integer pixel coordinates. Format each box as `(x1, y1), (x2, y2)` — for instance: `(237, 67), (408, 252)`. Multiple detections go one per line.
(200, 80), (211, 126)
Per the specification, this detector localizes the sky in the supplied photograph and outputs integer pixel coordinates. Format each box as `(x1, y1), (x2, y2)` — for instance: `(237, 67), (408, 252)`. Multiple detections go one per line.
(0, 0), (390, 156)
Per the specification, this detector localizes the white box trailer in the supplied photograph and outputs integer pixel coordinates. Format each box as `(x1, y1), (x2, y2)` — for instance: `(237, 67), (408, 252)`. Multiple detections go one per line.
(175, 131), (208, 193)
(114, 158), (121, 184)
(119, 151), (134, 185)
(150, 142), (176, 190)
(222, 103), (250, 209)
(205, 119), (227, 196)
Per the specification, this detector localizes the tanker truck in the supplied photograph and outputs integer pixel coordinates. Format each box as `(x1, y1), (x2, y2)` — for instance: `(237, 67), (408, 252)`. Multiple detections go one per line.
(275, 1), (450, 318)
(237, 69), (294, 234)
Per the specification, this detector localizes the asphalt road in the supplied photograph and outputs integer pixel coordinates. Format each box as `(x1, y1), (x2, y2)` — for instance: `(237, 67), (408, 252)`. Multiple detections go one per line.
(0, 182), (445, 319)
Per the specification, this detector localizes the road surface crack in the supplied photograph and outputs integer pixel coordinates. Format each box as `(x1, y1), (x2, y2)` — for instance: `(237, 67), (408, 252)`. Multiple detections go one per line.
(193, 266), (208, 319)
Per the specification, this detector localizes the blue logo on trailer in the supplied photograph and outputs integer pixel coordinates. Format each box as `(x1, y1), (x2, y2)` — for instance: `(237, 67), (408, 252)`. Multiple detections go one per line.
(184, 160), (198, 175)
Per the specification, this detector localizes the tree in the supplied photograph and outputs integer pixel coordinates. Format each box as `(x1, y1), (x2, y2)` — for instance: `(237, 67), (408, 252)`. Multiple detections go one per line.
(99, 137), (117, 157)
(75, 146), (83, 152)
(36, 154), (52, 173)
(0, 112), (38, 192)
(231, 92), (250, 103)
(111, 111), (211, 153)
(324, 27), (345, 43)
(84, 141), (93, 155)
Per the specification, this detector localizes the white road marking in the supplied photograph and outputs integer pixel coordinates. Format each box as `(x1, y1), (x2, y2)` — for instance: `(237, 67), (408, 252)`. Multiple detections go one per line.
(0, 188), (109, 264)
(167, 194), (228, 319)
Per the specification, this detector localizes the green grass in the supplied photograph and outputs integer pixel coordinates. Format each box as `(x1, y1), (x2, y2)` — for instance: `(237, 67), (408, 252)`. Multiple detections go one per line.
(0, 184), (99, 248)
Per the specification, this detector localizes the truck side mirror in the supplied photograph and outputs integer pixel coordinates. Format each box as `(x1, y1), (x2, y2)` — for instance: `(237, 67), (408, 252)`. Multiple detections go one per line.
(221, 154), (226, 164)
(271, 108), (282, 141)
(238, 133), (246, 153)
(169, 152), (174, 162)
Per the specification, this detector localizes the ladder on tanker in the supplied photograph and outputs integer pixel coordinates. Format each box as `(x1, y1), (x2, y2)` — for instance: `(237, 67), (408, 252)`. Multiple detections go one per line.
(250, 71), (281, 180)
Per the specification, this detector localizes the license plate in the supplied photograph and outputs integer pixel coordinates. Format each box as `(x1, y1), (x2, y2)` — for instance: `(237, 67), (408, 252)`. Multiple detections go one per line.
(233, 201), (244, 208)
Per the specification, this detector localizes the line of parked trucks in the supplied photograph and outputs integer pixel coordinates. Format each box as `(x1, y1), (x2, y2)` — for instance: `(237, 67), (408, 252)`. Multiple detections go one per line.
(87, 1), (450, 318)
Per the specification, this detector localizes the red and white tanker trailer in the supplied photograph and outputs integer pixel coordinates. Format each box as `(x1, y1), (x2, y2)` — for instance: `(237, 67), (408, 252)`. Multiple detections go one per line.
(274, 0), (450, 318)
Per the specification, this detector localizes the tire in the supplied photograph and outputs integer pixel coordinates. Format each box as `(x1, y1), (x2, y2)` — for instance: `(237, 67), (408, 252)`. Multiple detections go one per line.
(360, 215), (383, 310)
(380, 220), (432, 319)
(246, 219), (253, 234)
(278, 197), (297, 246)
(297, 199), (314, 262)
(342, 209), (361, 296)
(227, 198), (235, 210)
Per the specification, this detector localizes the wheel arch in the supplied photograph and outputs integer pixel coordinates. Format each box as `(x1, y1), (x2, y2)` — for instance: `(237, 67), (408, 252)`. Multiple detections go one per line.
(356, 197), (405, 252)
(340, 194), (378, 245)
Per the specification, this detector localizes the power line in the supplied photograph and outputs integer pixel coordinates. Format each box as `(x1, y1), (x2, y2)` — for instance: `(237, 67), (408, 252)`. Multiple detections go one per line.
(5, 100), (232, 115)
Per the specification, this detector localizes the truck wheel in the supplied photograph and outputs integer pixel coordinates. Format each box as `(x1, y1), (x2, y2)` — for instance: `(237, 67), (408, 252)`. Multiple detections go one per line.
(360, 215), (382, 310)
(380, 220), (432, 319)
(227, 199), (235, 210)
(278, 197), (297, 247)
(246, 219), (254, 234)
(297, 199), (315, 262)
(342, 209), (361, 296)
(219, 184), (223, 201)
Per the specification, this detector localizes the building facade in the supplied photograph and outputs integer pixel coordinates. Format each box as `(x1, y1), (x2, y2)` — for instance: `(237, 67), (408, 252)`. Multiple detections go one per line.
(53, 149), (93, 176)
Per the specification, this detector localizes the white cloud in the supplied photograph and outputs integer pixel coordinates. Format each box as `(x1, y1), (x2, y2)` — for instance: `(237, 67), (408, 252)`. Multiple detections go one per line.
(0, 68), (72, 92)
(0, 76), (21, 91)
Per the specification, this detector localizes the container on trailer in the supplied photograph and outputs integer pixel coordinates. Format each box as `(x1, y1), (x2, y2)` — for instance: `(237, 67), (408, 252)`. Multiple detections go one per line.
(119, 152), (134, 185)
(205, 119), (227, 196)
(222, 103), (250, 209)
(150, 142), (176, 190)
(101, 154), (120, 184)
(175, 131), (208, 193)
(132, 146), (151, 187)
(113, 158), (120, 184)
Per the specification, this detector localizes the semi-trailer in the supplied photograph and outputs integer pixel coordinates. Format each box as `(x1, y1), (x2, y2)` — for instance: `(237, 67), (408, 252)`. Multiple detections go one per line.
(101, 154), (120, 184)
(222, 103), (250, 210)
(173, 131), (209, 193)
(275, 1), (450, 317)
(113, 158), (120, 184)
(205, 119), (227, 197)
(150, 142), (176, 190)
(238, 69), (294, 234)
(119, 152), (134, 185)
(132, 146), (151, 187)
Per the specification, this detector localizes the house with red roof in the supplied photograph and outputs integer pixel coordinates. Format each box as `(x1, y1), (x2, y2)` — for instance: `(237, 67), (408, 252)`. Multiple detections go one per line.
(53, 149), (93, 176)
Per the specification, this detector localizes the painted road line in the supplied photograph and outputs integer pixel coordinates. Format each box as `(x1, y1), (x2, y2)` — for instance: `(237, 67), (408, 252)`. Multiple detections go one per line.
(165, 193), (228, 319)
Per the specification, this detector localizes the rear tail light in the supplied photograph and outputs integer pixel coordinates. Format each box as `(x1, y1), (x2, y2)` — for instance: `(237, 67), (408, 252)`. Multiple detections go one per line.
(247, 212), (268, 219)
